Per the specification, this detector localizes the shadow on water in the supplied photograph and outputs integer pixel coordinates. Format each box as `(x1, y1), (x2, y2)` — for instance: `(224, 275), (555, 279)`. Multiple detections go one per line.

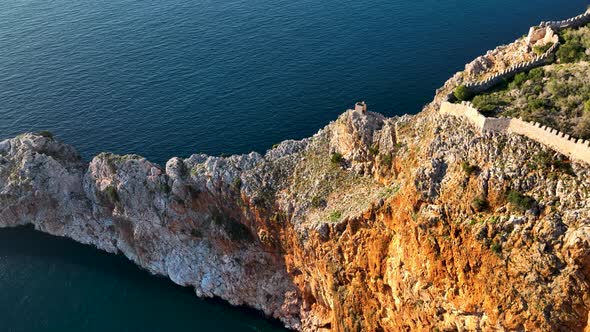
(0, 226), (288, 332)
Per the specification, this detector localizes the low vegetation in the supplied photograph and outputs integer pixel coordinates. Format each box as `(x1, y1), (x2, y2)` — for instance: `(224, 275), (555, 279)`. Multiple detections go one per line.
(104, 185), (120, 203)
(470, 63), (590, 139)
(454, 85), (473, 101)
(330, 152), (344, 164)
(461, 25), (590, 139)
(381, 153), (393, 168)
(533, 42), (553, 56)
(329, 210), (342, 222)
(461, 161), (478, 176)
(506, 190), (535, 211)
(556, 26), (590, 63)
(471, 196), (489, 212)
(490, 242), (502, 255)
(368, 144), (379, 156)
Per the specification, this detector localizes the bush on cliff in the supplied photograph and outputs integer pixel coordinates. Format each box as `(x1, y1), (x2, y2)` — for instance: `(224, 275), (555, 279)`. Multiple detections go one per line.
(381, 153), (393, 168)
(454, 85), (473, 101)
(472, 94), (508, 115)
(461, 162), (478, 176)
(509, 68), (544, 90)
(556, 27), (590, 63)
(471, 196), (489, 212)
(330, 152), (344, 164)
(104, 185), (120, 203)
(533, 43), (553, 56)
(557, 40), (585, 63)
(506, 190), (535, 211)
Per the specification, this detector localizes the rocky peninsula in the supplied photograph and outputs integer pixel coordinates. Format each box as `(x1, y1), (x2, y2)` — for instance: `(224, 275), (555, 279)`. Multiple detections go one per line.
(3, 9), (590, 332)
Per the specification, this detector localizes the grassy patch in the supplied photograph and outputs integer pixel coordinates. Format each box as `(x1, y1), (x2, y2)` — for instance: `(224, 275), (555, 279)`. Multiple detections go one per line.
(556, 28), (589, 63)
(329, 210), (343, 222)
(468, 62), (590, 139)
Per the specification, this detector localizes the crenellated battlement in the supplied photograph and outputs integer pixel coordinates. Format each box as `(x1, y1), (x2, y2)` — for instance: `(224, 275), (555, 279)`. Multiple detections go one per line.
(540, 9), (590, 31)
(463, 40), (559, 94)
(440, 101), (590, 164)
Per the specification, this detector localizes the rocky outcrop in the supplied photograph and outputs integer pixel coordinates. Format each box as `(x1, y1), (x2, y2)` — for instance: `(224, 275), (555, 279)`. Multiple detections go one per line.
(2, 101), (590, 330)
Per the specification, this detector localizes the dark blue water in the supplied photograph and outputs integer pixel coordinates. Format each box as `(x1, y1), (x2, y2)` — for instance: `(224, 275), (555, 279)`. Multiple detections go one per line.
(0, 1), (588, 331)
(0, 228), (284, 332)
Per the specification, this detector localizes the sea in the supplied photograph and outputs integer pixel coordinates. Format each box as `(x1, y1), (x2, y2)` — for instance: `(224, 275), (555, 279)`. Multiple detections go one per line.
(0, 0), (587, 330)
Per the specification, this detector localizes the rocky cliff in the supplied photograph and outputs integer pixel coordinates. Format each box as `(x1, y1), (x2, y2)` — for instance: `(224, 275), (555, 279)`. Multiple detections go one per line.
(2, 99), (590, 331)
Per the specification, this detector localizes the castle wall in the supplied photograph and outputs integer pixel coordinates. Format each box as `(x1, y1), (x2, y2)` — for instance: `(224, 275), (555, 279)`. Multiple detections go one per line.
(464, 41), (559, 94)
(440, 101), (487, 129)
(540, 10), (590, 31)
(461, 9), (590, 95)
(440, 101), (590, 164)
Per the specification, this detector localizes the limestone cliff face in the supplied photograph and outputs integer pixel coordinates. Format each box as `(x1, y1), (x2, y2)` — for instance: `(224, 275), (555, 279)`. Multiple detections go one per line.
(2, 100), (590, 331)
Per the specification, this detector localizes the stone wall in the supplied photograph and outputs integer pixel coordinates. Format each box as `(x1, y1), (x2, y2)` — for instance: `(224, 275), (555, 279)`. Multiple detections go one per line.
(460, 8), (590, 95)
(540, 9), (590, 31)
(440, 101), (590, 164)
(463, 41), (559, 94)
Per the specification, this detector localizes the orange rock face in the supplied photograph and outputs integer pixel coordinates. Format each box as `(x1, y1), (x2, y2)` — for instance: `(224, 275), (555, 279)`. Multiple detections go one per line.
(2, 104), (590, 331)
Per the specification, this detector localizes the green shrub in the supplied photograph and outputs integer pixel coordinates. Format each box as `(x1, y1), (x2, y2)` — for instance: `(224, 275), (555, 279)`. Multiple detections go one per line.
(454, 85), (473, 101)
(381, 153), (393, 168)
(368, 144), (379, 156)
(528, 68), (545, 81)
(530, 151), (575, 175)
(472, 196), (489, 212)
(157, 182), (171, 194)
(329, 210), (342, 222)
(510, 72), (528, 89)
(461, 162), (478, 176)
(506, 190), (535, 211)
(533, 43), (553, 56)
(472, 94), (508, 115)
(490, 242), (502, 255)
(556, 38), (585, 63)
(330, 152), (344, 164)
(104, 185), (119, 202)
(584, 100), (590, 114)
(311, 195), (326, 208)
(527, 97), (548, 111)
